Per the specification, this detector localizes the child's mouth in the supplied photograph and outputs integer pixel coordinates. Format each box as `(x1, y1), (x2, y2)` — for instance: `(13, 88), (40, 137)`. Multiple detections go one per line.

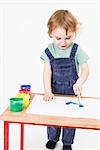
(61, 45), (66, 48)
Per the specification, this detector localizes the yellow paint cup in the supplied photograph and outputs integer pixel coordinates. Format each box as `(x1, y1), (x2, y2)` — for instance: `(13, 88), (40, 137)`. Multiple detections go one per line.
(16, 93), (30, 108)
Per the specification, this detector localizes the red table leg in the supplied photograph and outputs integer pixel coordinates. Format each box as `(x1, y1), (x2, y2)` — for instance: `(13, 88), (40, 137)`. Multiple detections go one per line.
(4, 121), (9, 150)
(20, 123), (24, 150)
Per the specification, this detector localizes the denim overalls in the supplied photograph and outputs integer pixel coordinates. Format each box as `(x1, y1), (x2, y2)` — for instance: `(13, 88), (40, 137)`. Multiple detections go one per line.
(45, 43), (78, 145)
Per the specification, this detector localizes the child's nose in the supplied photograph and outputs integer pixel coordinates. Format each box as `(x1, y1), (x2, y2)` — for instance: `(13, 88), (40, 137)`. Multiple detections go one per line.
(61, 39), (66, 45)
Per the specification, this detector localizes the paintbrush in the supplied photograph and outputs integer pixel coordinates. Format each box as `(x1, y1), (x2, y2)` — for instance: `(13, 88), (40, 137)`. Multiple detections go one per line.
(77, 91), (84, 107)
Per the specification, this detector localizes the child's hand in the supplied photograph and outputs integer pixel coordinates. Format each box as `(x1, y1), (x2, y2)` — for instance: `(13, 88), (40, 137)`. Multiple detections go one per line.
(73, 82), (82, 95)
(43, 93), (55, 101)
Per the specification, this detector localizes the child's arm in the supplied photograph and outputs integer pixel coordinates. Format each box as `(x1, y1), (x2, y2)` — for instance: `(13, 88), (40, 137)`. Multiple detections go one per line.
(73, 63), (89, 95)
(43, 61), (55, 101)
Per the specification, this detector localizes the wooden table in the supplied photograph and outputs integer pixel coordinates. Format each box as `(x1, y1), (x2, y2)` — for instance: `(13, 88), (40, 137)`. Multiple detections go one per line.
(0, 93), (100, 150)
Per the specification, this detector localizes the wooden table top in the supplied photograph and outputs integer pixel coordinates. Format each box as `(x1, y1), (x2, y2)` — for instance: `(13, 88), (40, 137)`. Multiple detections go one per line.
(0, 93), (100, 130)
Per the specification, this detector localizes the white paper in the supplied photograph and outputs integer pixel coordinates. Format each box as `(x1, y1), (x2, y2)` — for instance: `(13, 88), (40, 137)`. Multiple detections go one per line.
(26, 95), (100, 119)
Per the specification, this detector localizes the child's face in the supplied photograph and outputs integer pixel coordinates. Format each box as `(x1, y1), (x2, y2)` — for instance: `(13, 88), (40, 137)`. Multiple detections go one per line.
(51, 27), (75, 49)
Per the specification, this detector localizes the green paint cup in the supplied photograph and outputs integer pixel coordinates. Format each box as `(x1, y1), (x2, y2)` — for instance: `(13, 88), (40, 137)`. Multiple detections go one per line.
(10, 97), (23, 112)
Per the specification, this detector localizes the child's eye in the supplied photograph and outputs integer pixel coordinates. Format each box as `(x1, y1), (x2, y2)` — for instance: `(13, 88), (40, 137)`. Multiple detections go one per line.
(65, 37), (71, 40)
(55, 36), (71, 40)
(56, 37), (61, 40)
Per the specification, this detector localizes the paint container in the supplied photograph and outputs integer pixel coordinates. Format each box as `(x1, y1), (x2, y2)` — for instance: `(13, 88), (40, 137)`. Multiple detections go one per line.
(20, 85), (31, 90)
(16, 93), (30, 108)
(10, 97), (23, 112)
(19, 89), (30, 95)
(20, 85), (31, 95)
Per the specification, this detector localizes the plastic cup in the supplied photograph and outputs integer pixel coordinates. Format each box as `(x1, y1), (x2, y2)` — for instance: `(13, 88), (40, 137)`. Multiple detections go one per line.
(10, 97), (23, 112)
(16, 93), (30, 108)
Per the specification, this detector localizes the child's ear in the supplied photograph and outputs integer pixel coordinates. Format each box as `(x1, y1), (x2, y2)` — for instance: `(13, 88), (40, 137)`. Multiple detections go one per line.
(49, 34), (52, 38)
(47, 31), (52, 38)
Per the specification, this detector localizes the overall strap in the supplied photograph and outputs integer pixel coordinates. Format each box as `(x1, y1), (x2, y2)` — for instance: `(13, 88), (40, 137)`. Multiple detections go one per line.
(45, 48), (54, 60)
(70, 43), (78, 58)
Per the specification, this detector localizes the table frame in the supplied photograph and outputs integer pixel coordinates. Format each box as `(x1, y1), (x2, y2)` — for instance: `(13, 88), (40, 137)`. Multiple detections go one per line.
(0, 93), (100, 150)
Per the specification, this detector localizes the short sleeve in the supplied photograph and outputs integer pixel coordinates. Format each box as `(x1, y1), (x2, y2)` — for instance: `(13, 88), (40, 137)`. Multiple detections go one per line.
(76, 46), (89, 65)
(40, 49), (50, 62)
(40, 43), (54, 62)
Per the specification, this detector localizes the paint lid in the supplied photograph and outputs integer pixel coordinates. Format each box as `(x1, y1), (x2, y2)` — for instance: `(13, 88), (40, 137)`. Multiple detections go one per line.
(20, 85), (31, 90)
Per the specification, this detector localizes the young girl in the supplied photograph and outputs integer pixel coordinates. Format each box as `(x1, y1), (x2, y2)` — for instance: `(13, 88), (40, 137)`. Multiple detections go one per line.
(41, 10), (89, 150)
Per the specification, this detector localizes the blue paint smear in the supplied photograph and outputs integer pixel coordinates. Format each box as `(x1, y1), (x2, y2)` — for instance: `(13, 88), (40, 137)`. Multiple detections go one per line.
(65, 101), (84, 107)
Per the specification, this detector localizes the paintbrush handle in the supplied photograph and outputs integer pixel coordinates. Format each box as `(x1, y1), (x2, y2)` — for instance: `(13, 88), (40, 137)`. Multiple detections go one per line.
(77, 91), (81, 98)
(77, 91), (81, 104)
